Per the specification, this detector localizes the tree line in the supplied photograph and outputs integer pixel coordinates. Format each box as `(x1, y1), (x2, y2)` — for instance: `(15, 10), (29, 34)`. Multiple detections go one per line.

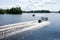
(0, 7), (60, 14)
(23, 10), (60, 13)
(0, 7), (22, 14)
(23, 10), (51, 13)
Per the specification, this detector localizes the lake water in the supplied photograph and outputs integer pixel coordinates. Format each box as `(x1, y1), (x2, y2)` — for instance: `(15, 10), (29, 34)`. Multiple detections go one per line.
(0, 13), (60, 40)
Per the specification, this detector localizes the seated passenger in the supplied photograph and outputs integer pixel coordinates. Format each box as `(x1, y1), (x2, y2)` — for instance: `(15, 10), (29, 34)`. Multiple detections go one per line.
(41, 17), (48, 21)
(45, 17), (48, 21)
(41, 17), (44, 20)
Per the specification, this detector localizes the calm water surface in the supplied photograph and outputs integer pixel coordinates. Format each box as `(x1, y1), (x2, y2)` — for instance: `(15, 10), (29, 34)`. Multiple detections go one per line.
(0, 13), (60, 40)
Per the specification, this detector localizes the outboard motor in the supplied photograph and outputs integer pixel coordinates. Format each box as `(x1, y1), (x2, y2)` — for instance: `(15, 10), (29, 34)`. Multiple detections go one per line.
(38, 20), (41, 23)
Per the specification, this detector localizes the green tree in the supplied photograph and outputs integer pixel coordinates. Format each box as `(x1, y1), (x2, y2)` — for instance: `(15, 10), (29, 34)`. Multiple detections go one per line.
(9, 7), (22, 14)
(0, 7), (22, 14)
(0, 9), (5, 14)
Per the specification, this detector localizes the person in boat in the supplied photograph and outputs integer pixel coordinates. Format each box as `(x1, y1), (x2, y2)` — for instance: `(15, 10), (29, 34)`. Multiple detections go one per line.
(32, 14), (35, 17)
(41, 17), (48, 21)
(41, 17), (44, 20)
(45, 17), (48, 21)
(38, 19), (41, 23)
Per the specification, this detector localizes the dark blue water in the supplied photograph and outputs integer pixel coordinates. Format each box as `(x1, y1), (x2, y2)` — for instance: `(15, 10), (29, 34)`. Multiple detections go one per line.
(0, 13), (60, 40)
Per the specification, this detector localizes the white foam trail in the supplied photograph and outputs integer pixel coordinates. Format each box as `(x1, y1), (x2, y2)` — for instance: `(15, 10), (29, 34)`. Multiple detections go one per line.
(0, 21), (50, 39)
(19, 21), (50, 31)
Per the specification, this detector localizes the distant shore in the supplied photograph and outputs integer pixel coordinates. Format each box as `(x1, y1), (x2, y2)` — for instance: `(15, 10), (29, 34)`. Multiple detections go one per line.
(0, 7), (60, 14)
(22, 10), (50, 13)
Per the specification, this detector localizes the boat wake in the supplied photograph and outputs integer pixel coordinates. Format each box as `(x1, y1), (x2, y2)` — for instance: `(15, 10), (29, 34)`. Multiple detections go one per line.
(0, 21), (50, 39)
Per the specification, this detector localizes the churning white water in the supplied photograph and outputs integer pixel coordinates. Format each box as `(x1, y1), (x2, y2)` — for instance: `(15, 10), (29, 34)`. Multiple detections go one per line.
(0, 21), (50, 39)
